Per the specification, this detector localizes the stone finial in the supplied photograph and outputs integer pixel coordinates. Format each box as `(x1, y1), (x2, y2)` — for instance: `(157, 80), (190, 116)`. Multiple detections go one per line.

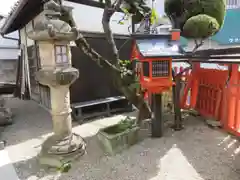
(27, 0), (79, 41)
(43, 0), (62, 12)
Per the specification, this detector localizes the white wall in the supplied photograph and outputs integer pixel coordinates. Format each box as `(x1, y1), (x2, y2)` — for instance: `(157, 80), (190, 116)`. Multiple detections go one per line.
(0, 17), (19, 83)
(63, 1), (132, 34)
(0, 34), (18, 47)
(0, 49), (18, 59)
(62, 0), (165, 34)
(20, 1), (133, 48)
(0, 17), (19, 60)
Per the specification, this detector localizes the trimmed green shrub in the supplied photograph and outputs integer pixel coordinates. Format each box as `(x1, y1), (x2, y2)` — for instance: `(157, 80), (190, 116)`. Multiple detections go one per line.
(164, 0), (226, 39)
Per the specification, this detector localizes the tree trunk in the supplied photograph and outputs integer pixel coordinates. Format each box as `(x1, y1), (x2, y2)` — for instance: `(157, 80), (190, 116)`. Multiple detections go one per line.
(74, 37), (151, 124)
(60, 7), (151, 125)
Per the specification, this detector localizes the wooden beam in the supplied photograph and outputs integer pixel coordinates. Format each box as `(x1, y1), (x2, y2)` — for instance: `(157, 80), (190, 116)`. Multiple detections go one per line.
(172, 54), (240, 64)
(67, 0), (106, 9)
(175, 55), (240, 60)
(66, 0), (123, 12)
(173, 59), (240, 64)
(191, 47), (240, 56)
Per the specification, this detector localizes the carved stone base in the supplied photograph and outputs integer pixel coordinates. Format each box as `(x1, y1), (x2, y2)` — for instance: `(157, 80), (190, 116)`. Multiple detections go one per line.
(38, 133), (86, 168)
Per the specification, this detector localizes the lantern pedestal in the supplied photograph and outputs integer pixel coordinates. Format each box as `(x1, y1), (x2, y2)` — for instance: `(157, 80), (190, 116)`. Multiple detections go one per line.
(35, 68), (86, 167)
(39, 133), (86, 168)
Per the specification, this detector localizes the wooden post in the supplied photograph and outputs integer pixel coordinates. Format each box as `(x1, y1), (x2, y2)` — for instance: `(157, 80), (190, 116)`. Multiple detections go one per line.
(151, 93), (163, 137)
(226, 64), (238, 129)
(172, 68), (183, 130)
(190, 63), (200, 108)
(172, 76), (183, 130)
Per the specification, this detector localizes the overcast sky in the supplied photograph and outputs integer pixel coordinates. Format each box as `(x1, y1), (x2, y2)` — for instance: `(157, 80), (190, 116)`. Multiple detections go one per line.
(0, 0), (17, 16)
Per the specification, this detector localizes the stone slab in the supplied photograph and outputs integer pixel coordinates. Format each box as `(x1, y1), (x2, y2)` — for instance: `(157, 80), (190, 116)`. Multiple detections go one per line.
(0, 149), (19, 180)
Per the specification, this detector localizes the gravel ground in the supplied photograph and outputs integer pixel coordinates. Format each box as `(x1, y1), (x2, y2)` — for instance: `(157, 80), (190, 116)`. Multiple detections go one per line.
(1, 97), (240, 180)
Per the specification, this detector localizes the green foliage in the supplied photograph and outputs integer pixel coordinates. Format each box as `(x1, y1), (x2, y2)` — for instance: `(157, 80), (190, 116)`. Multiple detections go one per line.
(150, 8), (158, 25)
(119, 59), (134, 84)
(119, 59), (131, 66)
(118, 8), (131, 25)
(183, 14), (220, 38)
(57, 162), (72, 173)
(103, 116), (136, 134)
(164, 0), (226, 39)
(123, 0), (151, 16)
(119, 59), (140, 91)
(99, 0), (151, 24)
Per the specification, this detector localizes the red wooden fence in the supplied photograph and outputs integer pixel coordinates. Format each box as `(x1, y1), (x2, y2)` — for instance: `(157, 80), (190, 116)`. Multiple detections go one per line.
(179, 63), (240, 137)
(142, 63), (240, 137)
(222, 65), (240, 137)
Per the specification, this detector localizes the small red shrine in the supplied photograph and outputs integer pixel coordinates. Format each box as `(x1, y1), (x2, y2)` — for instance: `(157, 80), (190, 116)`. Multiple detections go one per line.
(131, 29), (181, 93)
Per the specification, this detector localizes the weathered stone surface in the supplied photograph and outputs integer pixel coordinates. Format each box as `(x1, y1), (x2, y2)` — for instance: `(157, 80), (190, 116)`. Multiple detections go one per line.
(0, 60), (17, 84)
(0, 96), (5, 107)
(26, 0), (85, 168)
(39, 133), (86, 167)
(35, 67), (79, 87)
(188, 109), (201, 117)
(98, 119), (151, 156)
(98, 126), (140, 156)
(27, 0), (79, 41)
(0, 98), (13, 126)
(138, 118), (151, 140)
(205, 118), (222, 128)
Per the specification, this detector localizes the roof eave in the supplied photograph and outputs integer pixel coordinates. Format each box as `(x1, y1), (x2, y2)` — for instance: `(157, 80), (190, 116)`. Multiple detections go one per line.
(0, 0), (123, 35)
(0, 0), (28, 35)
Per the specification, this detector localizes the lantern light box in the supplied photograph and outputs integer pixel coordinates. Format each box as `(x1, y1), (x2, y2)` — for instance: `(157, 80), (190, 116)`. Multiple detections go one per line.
(131, 30), (183, 93)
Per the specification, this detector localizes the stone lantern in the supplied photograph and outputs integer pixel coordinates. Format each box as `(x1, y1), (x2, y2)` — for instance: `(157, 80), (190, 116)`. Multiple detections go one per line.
(27, 0), (85, 167)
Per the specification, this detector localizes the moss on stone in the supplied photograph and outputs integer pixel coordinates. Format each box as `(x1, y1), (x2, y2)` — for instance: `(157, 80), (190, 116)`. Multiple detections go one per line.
(103, 117), (135, 134)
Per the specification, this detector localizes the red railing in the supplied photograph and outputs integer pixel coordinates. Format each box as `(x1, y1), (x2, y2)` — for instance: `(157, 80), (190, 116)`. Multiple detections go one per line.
(195, 68), (228, 120)
(179, 63), (240, 137)
(142, 63), (240, 137)
(222, 65), (240, 137)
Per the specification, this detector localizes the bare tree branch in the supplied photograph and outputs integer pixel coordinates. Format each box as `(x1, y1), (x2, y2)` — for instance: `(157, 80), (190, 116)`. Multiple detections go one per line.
(60, 4), (151, 123)
(192, 39), (204, 53)
(60, 6), (121, 72)
(102, 0), (124, 61)
(75, 33), (121, 72)
(101, 0), (151, 123)
(174, 38), (204, 77)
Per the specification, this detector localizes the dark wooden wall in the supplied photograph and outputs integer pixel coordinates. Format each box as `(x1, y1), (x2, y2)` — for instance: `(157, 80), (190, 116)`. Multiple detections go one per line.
(70, 32), (132, 103)
(27, 45), (51, 109)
